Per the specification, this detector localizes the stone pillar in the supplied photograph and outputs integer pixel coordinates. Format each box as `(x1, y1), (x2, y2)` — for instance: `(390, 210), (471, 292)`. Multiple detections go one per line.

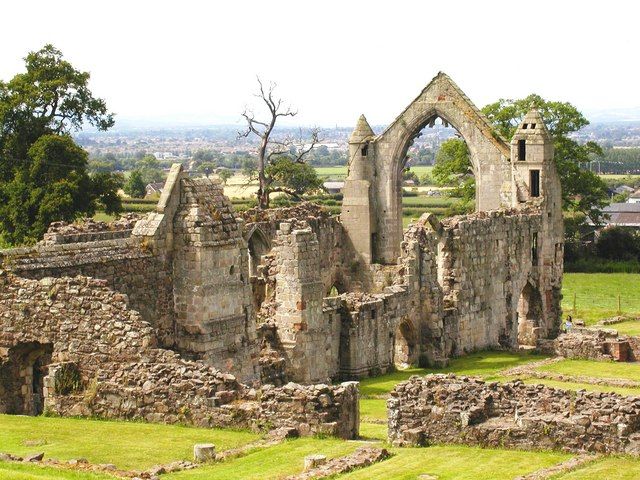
(273, 223), (329, 383)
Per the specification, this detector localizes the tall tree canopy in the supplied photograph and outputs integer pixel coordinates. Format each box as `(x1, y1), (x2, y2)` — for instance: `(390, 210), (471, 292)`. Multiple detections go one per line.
(432, 94), (608, 222)
(0, 45), (120, 244)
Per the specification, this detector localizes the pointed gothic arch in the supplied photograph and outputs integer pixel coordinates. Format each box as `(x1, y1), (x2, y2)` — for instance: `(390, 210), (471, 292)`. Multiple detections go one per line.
(246, 226), (271, 276)
(342, 72), (512, 264)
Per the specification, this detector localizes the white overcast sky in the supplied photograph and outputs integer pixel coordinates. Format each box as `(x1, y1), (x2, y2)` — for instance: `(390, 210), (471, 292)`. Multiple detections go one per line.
(1, 0), (638, 127)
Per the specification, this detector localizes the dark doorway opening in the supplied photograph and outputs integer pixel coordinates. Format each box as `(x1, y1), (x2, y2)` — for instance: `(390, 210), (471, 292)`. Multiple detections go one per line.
(0, 342), (53, 415)
(517, 283), (543, 347)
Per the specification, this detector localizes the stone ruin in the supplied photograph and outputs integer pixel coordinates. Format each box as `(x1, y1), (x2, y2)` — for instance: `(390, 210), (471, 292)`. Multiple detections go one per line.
(0, 73), (564, 441)
(388, 374), (640, 454)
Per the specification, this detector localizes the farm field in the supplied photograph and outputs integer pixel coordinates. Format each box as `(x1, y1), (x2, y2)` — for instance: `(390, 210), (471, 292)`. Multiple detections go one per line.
(561, 273), (640, 325)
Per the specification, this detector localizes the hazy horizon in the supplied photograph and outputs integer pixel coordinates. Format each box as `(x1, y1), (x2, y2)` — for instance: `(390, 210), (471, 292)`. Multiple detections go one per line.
(2, 0), (639, 128)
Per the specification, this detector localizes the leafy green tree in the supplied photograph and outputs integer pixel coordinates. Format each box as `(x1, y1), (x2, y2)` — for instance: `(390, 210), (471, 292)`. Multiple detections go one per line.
(0, 135), (119, 243)
(432, 138), (475, 209)
(217, 168), (234, 184)
(419, 173), (435, 186)
(197, 162), (217, 175)
(0, 45), (118, 244)
(124, 170), (147, 198)
(402, 169), (420, 185)
(265, 157), (323, 199)
(137, 154), (164, 185)
(596, 227), (640, 261)
(0, 45), (113, 179)
(89, 159), (116, 173)
(92, 172), (124, 213)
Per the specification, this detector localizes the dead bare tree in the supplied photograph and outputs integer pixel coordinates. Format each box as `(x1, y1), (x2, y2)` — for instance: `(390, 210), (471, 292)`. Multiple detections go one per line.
(238, 77), (320, 208)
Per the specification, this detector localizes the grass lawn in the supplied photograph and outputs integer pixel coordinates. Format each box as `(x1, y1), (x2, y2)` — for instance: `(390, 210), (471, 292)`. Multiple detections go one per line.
(92, 212), (116, 222)
(359, 351), (546, 398)
(360, 398), (387, 422)
(554, 456), (640, 479)
(520, 378), (640, 396)
(609, 319), (640, 336)
(359, 422), (387, 441)
(408, 165), (434, 176)
(537, 359), (640, 383)
(339, 445), (571, 480)
(0, 462), (113, 480)
(562, 273), (640, 325)
(164, 437), (360, 480)
(0, 415), (259, 471)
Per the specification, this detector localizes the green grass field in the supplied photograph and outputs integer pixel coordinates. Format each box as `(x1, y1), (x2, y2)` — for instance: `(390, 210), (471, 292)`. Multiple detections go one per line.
(314, 166), (348, 179)
(359, 351), (545, 398)
(5, 350), (640, 478)
(554, 457), (640, 479)
(538, 359), (640, 383)
(0, 462), (113, 480)
(562, 273), (640, 324)
(164, 437), (359, 480)
(0, 415), (259, 471)
(340, 445), (570, 480)
(608, 319), (640, 336)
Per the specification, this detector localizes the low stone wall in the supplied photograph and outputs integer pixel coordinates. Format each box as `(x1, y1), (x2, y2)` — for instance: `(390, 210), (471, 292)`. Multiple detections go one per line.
(40, 214), (141, 245)
(0, 272), (359, 439)
(539, 327), (639, 362)
(388, 374), (640, 454)
(257, 381), (359, 439)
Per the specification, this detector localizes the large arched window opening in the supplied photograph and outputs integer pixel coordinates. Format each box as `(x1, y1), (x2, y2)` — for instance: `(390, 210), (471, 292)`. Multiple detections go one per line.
(396, 115), (475, 229)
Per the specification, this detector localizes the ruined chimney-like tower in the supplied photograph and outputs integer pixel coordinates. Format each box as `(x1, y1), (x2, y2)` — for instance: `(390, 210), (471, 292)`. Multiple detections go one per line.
(510, 108), (564, 340)
(341, 114), (376, 264)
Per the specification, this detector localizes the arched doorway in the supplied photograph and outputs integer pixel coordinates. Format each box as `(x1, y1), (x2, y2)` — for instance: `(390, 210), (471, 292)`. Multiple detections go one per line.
(517, 282), (543, 347)
(0, 342), (53, 415)
(247, 227), (271, 276)
(394, 319), (418, 368)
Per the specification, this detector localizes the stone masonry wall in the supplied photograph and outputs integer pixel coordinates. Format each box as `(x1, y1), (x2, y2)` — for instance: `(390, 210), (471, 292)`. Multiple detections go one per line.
(437, 209), (545, 354)
(0, 238), (174, 346)
(40, 214), (141, 245)
(0, 272), (359, 439)
(243, 203), (351, 295)
(539, 327), (640, 362)
(272, 224), (335, 383)
(388, 374), (640, 454)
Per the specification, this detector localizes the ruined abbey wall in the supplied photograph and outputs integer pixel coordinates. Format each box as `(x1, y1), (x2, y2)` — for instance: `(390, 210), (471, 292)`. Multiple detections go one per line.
(388, 374), (640, 454)
(0, 272), (359, 438)
(0, 171), (561, 389)
(0, 238), (175, 346)
(438, 210), (543, 354)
